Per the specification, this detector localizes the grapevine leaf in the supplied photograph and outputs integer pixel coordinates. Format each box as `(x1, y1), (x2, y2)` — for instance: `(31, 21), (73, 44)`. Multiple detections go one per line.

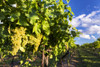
(50, 55), (53, 59)
(71, 11), (74, 15)
(30, 15), (39, 25)
(8, 0), (16, 4)
(11, 12), (20, 22)
(67, 6), (71, 12)
(71, 31), (76, 37)
(32, 23), (41, 35)
(0, 13), (5, 20)
(20, 60), (23, 65)
(67, 0), (70, 3)
(42, 20), (50, 35)
(17, 14), (29, 26)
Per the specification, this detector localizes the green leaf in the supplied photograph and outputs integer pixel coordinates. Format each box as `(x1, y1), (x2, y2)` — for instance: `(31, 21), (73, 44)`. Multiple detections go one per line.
(17, 14), (29, 26)
(60, 8), (64, 14)
(30, 15), (39, 25)
(31, 0), (36, 4)
(71, 11), (74, 15)
(11, 17), (14, 22)
(71, 31), (76, 37)
(17, 20), (29, 26)
(32, 23), (41, 35)
(20, 60), (23, 65)
(25, 61), (29, 65)
(8, 0), (16, 4)
(33, 23), (38, 33)
(67, 6), (71, 12)
(1, 9), (5, 12)
(11, 12), (20, 22)
(50, 55), (53, 59)
(0, 13), (5, 20)
(67, 0), (70, 3)
(45, 8), (53, 17)
(69, 15), (73, 21)
(42, 20), (50, 35)
(59, 44), (62, 48)
(0, 0), (3, 5)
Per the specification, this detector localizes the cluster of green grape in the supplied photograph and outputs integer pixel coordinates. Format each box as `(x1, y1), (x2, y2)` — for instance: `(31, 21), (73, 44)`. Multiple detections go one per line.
(29, 34), (42, 53)
(11, 27), (27, 55)
(11, 27), (43, 55)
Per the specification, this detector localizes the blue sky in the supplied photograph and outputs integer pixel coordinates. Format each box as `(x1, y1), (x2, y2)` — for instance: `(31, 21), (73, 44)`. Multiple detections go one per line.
(65, 0), (100, 45)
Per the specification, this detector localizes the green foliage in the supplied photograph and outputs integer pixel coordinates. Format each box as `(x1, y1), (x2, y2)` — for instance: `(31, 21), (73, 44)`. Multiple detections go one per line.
(81, 39), (100, 49)
(67, 0), (70, 3)
(97, 37), (100, 41)
(0, 0), (79, 66)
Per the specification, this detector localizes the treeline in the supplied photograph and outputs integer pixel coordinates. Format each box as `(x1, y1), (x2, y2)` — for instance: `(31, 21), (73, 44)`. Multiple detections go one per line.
(81, 38), (100, 56)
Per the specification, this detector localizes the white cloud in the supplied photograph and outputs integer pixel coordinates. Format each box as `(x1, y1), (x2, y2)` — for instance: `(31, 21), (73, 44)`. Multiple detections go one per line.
(70, 14), (86, 27)
(77, 14), (86, 19)
(88, 25), (100, 34)
(71, 10), (100, 36)
(80, 33), (91, 39)
(71, 10), (100, 44)
(86, 11), (100, 18)
(82, 11), (100, 24)
(82, 23), (88, 27)
(91, 35), (96, 40)
(78, 29), (83, 32)
(70, 19), (80, 27)
(71, 10), (100, 27)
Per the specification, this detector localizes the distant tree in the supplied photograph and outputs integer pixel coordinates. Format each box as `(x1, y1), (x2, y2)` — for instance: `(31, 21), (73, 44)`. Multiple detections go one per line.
(97, 37), (100, 41)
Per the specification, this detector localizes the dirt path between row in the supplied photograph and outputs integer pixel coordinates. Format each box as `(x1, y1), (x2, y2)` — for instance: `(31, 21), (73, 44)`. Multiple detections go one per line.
(58, 49), (84, 67)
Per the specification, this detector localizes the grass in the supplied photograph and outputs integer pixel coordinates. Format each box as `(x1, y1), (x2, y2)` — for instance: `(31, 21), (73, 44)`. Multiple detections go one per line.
(74, 48), (100, 67)
(0, 48), (100, 67)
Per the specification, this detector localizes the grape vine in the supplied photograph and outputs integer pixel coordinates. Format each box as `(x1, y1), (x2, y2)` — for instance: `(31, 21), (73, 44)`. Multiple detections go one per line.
(0, 0), (79, 67)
